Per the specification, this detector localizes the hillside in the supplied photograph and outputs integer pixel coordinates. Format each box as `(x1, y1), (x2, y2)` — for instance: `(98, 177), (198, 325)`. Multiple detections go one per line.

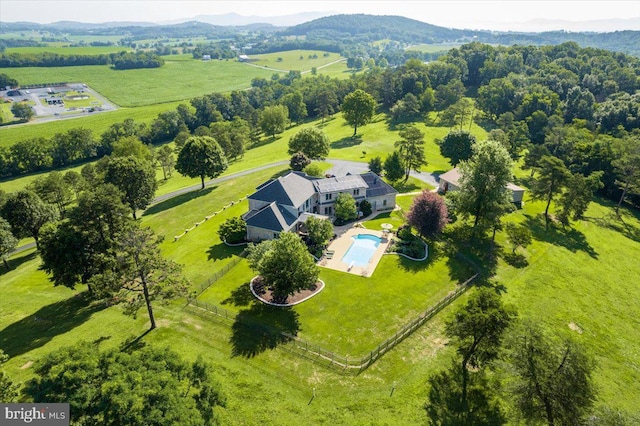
(280, 14), (474, 43)
(281, 14), (640, 56)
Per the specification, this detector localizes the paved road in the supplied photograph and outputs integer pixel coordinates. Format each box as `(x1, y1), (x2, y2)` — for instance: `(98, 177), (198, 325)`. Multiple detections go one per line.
(9, 158), (440, 256)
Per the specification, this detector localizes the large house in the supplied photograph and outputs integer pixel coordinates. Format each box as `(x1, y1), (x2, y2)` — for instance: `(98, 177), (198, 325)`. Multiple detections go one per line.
(438, 167), (526, 207)
(243, 171), (397, 241)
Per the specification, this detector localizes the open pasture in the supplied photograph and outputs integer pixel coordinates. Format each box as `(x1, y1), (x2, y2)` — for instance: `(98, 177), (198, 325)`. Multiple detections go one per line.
(0, 58), (277, 107)
(4, 45), (133, 55)
(249, 49), (344, 71)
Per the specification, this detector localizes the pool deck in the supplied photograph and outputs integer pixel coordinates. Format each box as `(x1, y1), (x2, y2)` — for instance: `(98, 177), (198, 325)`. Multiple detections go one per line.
(318, 228), (391, 277)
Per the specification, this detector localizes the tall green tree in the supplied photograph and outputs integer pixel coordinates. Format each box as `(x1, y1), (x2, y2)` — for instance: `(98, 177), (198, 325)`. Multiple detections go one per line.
(23, 343), (225, 425)
(176, 136), (228, 189)
(368, 156), (383, 175)
(104, 156), (157, 219)
(259, 104), (289, 140)
(0, 190), (58, 249)
(342, 89), (376, 137)
(110, 226), (189, 330)
(508, 324), (595, 426)
(304, 216), (334, 249)
(449, 139), (514, 234)
(11, 102), (34, 121)
(281, 91), (307, 125)
(557, 171), (603, 226)
(383, 151), (405, 184)
(395, 125), (427, 181)
(248, 232), (319, 304)
(38, 184), (132, 295)
(0, 217), (18, 270)
(334, 192), (358, 222)
(288, 127), (331, 160)
(111, 135), (153, 161)
(29, 171), (73, 218)
(155, 144), (176, 180)
(612, 136), (640, 215)
(530, 155), (571, 229)
(445, 288), (515, 418)
(437, 129), (476, 167)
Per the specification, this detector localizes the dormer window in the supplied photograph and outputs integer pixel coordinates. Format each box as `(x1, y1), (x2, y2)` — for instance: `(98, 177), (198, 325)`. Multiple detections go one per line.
(325, 193), (332, 201)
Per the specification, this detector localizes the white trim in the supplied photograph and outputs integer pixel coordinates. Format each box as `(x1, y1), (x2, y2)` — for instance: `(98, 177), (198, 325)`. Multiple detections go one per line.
(250, 276), (325, 307)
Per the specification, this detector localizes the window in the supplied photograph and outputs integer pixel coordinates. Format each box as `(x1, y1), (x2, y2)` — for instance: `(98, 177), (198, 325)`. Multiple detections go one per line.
(324, 207), (332, 215)
(354, 189), (360, 196)
(325, 193), (332, 201)
(383, 199), (387, 206)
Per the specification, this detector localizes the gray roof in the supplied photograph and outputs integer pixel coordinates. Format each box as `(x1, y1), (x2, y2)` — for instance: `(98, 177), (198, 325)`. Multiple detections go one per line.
(361, 172), (398, 197)
(248, 171), (315, 208)
(313, 174), (368, 193)
(244, 202), (297, 232)
(439, 168), (462, 186)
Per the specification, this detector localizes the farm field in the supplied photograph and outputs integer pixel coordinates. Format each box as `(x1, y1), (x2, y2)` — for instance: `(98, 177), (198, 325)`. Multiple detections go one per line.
(249, 49), (344, 71)
(405, 43), (463, 53)
(0, 59), (277, 107)
(3, 45), (133, 55)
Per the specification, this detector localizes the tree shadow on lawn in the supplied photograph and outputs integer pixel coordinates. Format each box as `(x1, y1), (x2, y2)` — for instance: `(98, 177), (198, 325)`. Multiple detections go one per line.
(0, 292), (107, 358)
(522, 214), (598, 259)
(1, 251), (37, 276)
(501, 250), (529, 268)
(207, 243), (243, 261)
(586, 198), (640, 244)
(230, 302), (300, 358)
(221, 282), (254, 307)
(331, 135), (363, 149)
(143, 186), (216, 216)
(396, 238), (444, 272)
(441, 226), (497, 285)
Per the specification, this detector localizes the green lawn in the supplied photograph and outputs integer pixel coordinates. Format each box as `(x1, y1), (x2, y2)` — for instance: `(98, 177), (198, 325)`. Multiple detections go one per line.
(2, 160), (640, 421)
(405, 43), (462, 53)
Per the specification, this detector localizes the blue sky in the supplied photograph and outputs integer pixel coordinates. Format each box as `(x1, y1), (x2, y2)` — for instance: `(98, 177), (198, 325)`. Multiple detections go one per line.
(1, 0), (639, 31)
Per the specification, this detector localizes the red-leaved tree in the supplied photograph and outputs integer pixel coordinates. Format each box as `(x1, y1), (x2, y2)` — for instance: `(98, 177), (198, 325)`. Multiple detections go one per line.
(407, 191), (448, 237)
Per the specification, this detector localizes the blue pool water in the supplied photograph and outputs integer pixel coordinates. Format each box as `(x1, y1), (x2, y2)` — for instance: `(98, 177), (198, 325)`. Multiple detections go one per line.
(341, 234), (382, 267)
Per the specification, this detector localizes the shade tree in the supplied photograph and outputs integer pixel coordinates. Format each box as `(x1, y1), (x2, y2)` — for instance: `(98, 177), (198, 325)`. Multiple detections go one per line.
(437, 129), (476, 167)
(287, 127), (331, 160)
(104, 156), (158, 219)
(289, 152), (311, 172)
(259, 104), (289, 140)
(383, 151), (405, 184)
(507, 323), (595, 426)
(0, 217), (17, 270)
(448, 139), (514, 235)
(395, 125), (427, 182)
(176, 136), (228, 189)
(530, 155), (571, 229)
(342, 89), (377, 137)
(0, 190), (58, 249)
(23, 343), (225, 425)
(247, 232), (319, 304)
(217, 216), (247, 244)
(334, 192), (358, 222)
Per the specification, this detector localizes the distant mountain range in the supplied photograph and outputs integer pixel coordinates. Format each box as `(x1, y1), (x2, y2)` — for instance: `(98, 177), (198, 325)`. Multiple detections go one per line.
(2, 12), (638, 33)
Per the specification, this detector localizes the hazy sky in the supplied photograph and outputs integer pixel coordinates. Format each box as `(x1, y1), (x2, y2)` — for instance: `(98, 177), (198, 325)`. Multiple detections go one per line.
(1, 0), (639, 31)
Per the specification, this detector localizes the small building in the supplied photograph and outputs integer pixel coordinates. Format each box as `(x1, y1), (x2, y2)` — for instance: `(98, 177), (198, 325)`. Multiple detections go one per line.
(243, 171), (397, 241)
(438, 167), (526, 207)
(202, 55), (211, 61)
(238, 54), (250, 62)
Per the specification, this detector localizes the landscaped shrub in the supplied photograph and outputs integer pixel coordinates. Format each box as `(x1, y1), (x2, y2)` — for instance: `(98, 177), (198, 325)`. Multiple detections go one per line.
(359, 200), (372, 217)
(217, 216), (246, 244)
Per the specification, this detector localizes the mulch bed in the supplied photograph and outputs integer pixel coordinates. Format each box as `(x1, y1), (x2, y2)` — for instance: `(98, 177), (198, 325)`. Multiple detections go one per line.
(250, 276), (322, 306)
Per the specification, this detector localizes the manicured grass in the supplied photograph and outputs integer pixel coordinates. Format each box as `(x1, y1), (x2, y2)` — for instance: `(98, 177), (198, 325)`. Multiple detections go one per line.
(197, 244), (467, 356)
(0, 59), (276, 107)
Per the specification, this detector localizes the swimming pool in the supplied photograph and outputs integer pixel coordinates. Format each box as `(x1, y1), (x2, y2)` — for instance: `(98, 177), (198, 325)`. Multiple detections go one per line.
(341, 234), (382, 267)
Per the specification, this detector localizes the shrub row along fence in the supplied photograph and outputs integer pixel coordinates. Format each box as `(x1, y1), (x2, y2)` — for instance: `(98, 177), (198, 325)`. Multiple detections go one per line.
(186, 262), (478, 375)
(174, 197), (247, 242)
